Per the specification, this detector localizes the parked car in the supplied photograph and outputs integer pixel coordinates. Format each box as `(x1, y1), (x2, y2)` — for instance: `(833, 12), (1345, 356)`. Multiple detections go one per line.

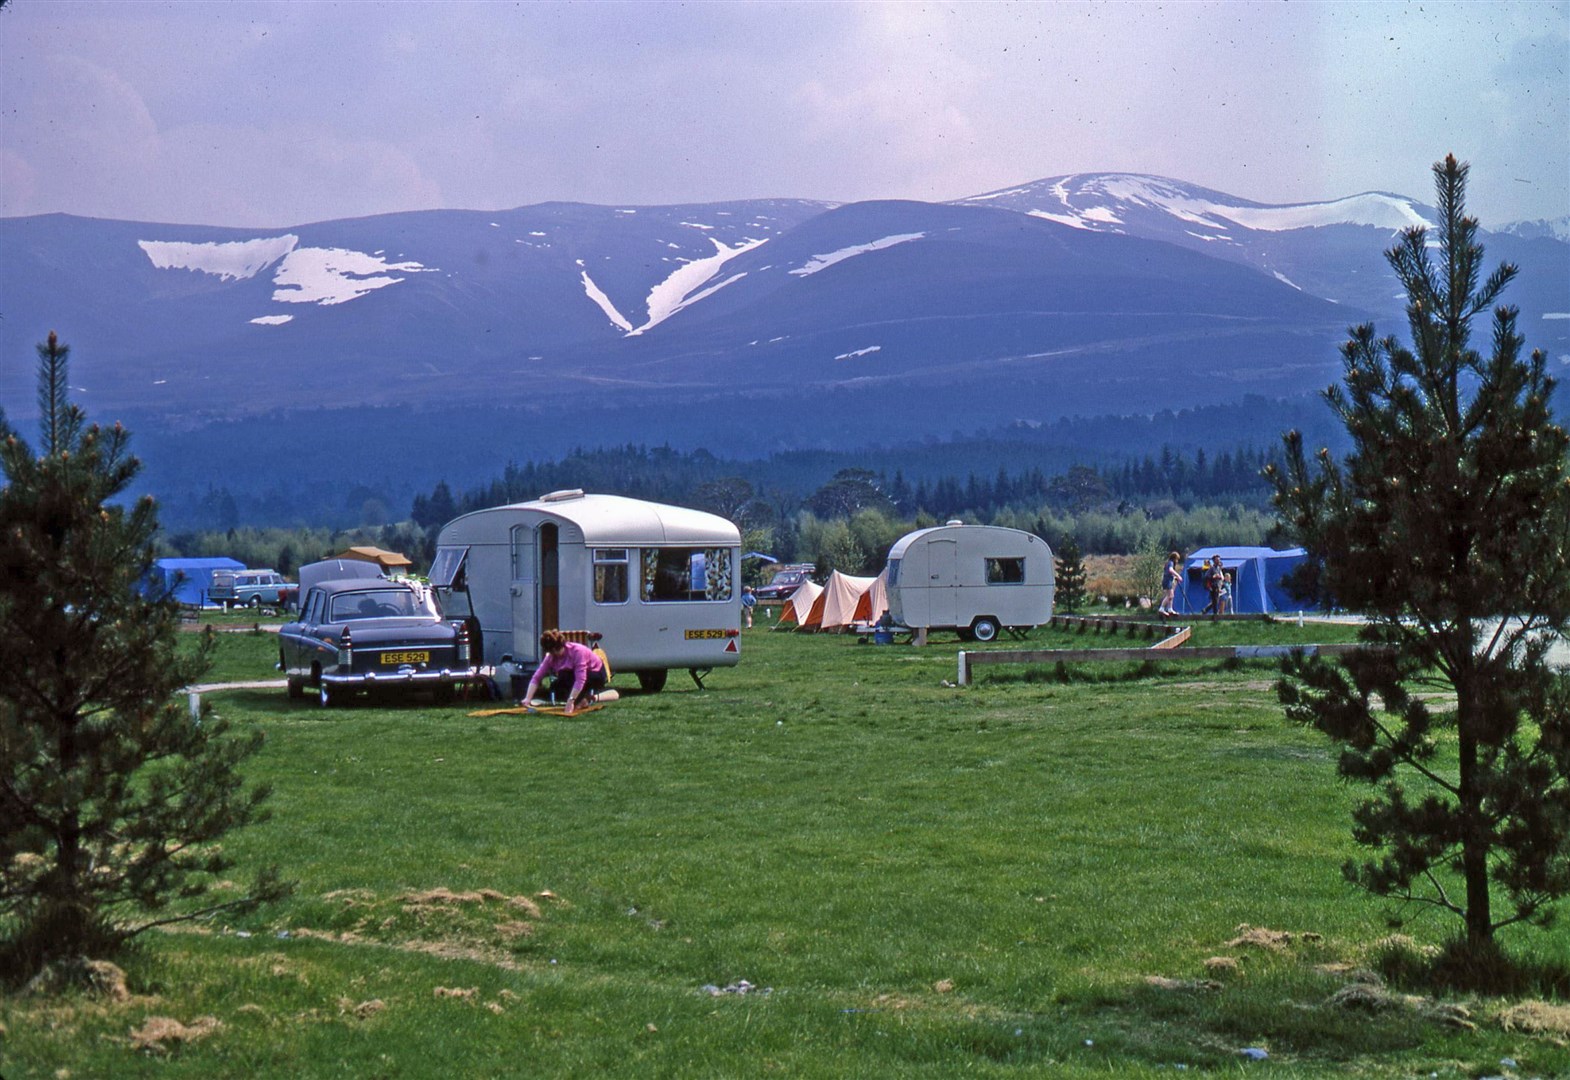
(278, 573), (478, 707)
(754, 563), (817, 601)
(210, 569), (297, 609)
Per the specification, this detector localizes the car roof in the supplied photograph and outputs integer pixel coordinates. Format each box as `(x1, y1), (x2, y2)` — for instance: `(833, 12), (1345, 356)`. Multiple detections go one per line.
(310, 579), (412, 596)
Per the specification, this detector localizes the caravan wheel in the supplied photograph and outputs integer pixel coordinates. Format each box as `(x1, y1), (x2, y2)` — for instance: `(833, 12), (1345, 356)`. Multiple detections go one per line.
(969, 616), (1000, 643)
(637, 670), (668, 694)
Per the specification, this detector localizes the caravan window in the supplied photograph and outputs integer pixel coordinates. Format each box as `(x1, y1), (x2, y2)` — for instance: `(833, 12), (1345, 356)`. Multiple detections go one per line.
(887, 558), (901, 587)
(594, 549), (630, 604)
(986, 557), (1025, 585)
(641, 547), (733, 603)
(428, 546), (469, 589)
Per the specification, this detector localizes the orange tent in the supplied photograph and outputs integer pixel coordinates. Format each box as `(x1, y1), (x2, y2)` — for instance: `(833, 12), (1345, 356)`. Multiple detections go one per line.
(773, 579), (823, 629)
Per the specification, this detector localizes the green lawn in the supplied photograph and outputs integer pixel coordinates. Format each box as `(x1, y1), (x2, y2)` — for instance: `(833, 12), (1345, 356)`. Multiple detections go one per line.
(5, 622), (1566, 1078)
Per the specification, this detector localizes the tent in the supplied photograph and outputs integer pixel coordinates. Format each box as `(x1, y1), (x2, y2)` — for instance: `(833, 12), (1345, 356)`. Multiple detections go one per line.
(802, 571), (877, 632)
(333, 546), (413, 575)
(143, 557), (245, 606)
(773, 580), (823, 628)
(852, 567), (890, 626)
(1177, 547), (1318, 616)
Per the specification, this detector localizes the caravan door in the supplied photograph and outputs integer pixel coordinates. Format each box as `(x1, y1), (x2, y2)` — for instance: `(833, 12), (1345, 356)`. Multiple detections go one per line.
(928, 538), (958, 628)
(510, 525), (538, 657)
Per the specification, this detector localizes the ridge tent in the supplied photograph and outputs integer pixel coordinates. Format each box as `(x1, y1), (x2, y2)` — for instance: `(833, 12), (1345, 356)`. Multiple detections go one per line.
(774, 579), (823, 629)
(143, 557), (246, 607)
(802, 571), (877, 632)
(1178, 546), (1318, 615)
(851, 567), (890, 626)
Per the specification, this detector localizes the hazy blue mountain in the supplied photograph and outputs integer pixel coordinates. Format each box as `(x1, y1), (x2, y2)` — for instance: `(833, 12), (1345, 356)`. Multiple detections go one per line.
(2, 175), (1564, 528)
(954, 174), (1570, 347)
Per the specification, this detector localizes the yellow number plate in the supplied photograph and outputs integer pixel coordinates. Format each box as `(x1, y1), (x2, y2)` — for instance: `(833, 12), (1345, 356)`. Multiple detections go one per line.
(380, 651), (430, 665)
(684, 629), (730, 640)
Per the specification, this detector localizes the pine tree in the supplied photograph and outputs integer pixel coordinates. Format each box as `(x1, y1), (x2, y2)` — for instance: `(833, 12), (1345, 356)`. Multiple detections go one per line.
(1268, 156), (1570, 965)
(0, 333), (287, 983)
(1054, 536), (1089, 613)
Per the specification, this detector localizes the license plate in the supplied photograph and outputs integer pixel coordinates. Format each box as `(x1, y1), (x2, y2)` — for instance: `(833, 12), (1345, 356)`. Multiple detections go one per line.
(380, 651), (430, 665)
(684, 629), (729, 640)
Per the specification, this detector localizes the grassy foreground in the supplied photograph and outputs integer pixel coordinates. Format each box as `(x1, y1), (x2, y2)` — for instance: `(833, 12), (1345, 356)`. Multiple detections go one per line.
(4, 622), (1567, 1078)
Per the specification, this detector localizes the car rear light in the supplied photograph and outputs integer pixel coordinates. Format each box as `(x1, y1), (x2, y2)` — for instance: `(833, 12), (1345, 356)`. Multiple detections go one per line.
(337, 627), (352, 669)
(456, 622), (471, 666)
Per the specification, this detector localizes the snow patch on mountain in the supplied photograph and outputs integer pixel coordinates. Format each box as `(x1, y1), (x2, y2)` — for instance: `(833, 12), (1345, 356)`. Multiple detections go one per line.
(139, 234), (298, 280)
(1028, 211), (1089, 230)
(1498, 216), (1570, 242)
(580, 268), (633, 332)
(964, 174), (1433, 234)
(250, 314), (294, 326)
(628, 236), (766, 336)
(789, 232), (925, 277)
(271, 247), (436, 306)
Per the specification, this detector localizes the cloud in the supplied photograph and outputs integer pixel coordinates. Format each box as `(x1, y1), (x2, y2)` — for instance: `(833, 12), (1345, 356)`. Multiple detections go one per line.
(1, 0), (1564, 226)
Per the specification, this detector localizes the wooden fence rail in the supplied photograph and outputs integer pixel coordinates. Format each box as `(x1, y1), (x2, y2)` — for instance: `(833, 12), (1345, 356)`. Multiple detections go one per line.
(956, 641), (1371, 686)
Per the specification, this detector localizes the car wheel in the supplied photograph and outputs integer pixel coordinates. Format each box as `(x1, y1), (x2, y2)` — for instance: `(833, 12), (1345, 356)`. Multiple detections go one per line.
(287, 675), (304, 700)
(637, 669), (668, 694)
(248, 595), (262, 608)
(970, 616), (1000, 643)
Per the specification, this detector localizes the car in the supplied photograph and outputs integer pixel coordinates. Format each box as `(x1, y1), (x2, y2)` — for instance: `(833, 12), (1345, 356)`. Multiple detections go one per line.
(278, 572), (478, 707)
(753, 564), (817, 601)
(210, 568), (297, 610)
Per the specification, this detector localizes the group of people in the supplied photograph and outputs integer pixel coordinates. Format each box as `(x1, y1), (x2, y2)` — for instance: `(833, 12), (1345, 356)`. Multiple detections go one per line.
(1157, 552), (1232, 619)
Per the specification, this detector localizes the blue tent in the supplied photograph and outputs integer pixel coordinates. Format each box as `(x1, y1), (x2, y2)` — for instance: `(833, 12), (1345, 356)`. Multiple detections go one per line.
(144, 557), (245, 606)
(1176, 547), (1319, 616)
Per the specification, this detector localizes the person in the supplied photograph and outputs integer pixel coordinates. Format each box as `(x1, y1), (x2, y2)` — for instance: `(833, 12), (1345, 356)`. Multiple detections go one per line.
(1202, 555), (1226, 617)
(1158, 551), (1182, 617)
(522, 629), (608, 715)
(741, 585), (757, 628)
(1218, 570), (1233, 616)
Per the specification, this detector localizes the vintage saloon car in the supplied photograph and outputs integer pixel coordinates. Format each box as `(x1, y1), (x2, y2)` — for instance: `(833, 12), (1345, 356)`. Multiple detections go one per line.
(279, 565), (477, 707)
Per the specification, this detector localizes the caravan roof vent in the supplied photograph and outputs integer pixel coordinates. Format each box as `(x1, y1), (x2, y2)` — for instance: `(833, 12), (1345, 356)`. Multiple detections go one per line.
(945, 519), (965, 527)
(540, 488), (586, 503)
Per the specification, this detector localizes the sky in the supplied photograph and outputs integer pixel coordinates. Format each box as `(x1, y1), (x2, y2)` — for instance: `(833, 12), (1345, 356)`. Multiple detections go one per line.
(2, 0), (1566, 230)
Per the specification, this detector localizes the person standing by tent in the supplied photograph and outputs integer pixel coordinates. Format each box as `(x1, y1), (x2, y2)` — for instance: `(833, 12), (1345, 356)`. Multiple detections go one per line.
(1202, 554), (1226, 617)
(1158, 552), (1182, 617)
(741, 585), (757, 628)
(522, 629), (608, 715)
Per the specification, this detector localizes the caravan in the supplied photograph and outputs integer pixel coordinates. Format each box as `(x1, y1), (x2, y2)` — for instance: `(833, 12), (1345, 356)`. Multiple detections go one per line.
(886, 523), (1054, 641)
(431, 491), (742, 692)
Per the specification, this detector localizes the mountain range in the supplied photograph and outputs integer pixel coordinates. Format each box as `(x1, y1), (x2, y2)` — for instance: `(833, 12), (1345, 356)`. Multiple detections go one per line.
(1, 174), (1565, 525)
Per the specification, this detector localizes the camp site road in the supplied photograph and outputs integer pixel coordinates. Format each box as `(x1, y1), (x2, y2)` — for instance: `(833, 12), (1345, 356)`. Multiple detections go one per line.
(186, 680), (287, 693)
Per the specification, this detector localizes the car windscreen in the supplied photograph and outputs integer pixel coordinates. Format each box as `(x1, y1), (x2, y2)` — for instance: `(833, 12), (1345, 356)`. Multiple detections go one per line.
(329, 589), (425, 621)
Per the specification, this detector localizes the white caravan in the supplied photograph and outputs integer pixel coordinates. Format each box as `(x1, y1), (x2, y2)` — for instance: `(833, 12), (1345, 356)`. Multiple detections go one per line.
(430, 491), (742, 692)
(885, 522), (1055, 641)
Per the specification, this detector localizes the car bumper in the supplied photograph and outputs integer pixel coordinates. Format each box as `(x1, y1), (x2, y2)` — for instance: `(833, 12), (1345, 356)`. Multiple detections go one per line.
(321, 667), (481, 688)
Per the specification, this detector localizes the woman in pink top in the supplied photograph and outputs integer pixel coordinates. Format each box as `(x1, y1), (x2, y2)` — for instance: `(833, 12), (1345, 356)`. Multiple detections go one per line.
(522, 629), (608, 715)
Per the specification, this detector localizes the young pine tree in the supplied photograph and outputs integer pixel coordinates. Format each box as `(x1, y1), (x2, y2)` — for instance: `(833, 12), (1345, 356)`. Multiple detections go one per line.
(0, 333), (286, 983)
(1054, 536), (1089, 613)
(1268, 157), (1570, 965)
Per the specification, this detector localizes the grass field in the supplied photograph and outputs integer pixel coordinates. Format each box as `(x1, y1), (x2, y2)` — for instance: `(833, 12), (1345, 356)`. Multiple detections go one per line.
(5, 621), (1568, 1078)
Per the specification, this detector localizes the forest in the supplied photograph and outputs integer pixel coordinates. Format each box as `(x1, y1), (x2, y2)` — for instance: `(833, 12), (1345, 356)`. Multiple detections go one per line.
(159, 438), (1286, 594)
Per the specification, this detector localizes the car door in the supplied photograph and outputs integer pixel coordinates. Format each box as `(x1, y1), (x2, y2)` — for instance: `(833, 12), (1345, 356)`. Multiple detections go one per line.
(280, 588), (321, 675)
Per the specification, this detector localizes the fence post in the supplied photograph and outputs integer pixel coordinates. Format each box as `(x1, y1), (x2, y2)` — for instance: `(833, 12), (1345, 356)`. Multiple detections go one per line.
(957, 651), (970, 687)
